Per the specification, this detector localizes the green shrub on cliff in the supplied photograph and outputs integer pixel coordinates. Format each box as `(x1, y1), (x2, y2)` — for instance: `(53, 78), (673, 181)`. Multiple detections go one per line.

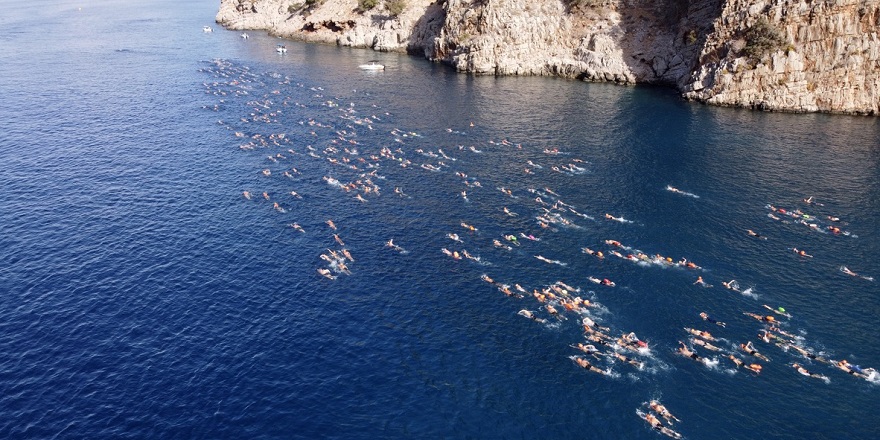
(743, 18), (786, 60)
(359, 0), (379, 10)
(386, 0), (406, 17)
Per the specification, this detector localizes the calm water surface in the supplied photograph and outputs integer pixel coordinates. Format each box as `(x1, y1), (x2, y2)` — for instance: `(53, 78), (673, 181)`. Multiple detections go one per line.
(1, 1), (878, 439)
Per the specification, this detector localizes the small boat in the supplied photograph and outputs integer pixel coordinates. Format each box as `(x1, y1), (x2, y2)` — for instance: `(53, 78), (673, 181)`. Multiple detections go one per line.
(358, 60), (385, 71)
(240, 33), (249, 39)
(202, 26), (213, 33)
(276, 44), (287, 54)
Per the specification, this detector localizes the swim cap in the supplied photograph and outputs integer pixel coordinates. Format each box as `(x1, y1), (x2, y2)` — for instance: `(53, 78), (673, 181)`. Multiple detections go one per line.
(778, 307), (786, 313)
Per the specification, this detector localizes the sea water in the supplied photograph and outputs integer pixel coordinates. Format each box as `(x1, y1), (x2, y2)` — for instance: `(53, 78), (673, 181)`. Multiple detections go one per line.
(1, 1), (878, 439)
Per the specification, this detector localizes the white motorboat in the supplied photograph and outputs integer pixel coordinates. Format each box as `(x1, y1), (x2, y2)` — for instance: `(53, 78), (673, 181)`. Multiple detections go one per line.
(358, 60), (385, 71)
(276, 44), (287, 54)
(240, 33), (249, 39)
(202, 26), (213, 33)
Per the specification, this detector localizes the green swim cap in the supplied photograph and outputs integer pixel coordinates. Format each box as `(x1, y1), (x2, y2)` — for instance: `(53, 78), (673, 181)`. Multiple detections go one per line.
(778, 307), (786, 313)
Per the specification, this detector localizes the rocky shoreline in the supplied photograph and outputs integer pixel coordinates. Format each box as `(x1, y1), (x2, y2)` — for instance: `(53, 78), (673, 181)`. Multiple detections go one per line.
(217, 0), (880, 115)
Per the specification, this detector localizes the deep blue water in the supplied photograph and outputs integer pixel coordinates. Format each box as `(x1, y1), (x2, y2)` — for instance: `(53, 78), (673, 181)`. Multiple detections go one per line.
(1, 1), (879, 439)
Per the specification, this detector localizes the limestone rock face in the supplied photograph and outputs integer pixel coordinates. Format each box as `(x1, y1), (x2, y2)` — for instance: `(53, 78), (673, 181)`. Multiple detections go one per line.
(216, 0), (440, 52)
(216, 0), (880, 115)
(682, 0), (880, 114)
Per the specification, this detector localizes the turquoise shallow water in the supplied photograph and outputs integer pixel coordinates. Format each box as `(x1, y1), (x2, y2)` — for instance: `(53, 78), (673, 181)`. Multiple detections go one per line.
(1, 1), (879, 439)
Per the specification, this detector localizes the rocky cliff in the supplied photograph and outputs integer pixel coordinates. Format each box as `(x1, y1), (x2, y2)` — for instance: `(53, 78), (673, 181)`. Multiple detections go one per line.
(217, 0), (880, 115)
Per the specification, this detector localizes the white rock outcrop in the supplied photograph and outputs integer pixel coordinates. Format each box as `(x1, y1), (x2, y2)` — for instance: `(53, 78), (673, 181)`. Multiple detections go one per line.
(217, 0), (880, 115)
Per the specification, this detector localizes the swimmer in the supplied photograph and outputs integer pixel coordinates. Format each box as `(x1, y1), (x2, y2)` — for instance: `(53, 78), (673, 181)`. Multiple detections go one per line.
(648, 400), (681, 423)
(758, 330), (775, 344)
(582, 247), (605, 259)
(788, 344), (827, 363)
(462, 250), (480, 262)
(242, 191), (252, 200)
(840, 266), (858, 277)
(620, 332), (647, 350)
(326, 219), (337, 230)
(333, 234), (345, 246)
(803, 196), (823, 206)
(692, 337), (722, 351)
(684, 327), (716, 341)
(460, 222), (477, 232)
(481, 274), (495, 284)
(519, 233), (540, 241)
(678, 341), (702, 362)
(693, 276), (711, 287)
(493, 239), (513, 251)
(582, 317), (610, 333)
(768, 325), (797, 340)
(743, 312), (776, 323)
(612, 351), (644, 369)
(640, 412), (682, 439)
(447, 233), (462, 243)
(518, 309), (547, 324)
(317, 268), (336, 280)
(289, 223), (305, 233)
(503, 207), (517, 217)
(741, 341), (770, 361)
(728, 354), (744, 368)
(747, 229), (767, 239)
(262, 192), (270, 200)
(744, 363), (763, 374)
(601, 278), (616, 287)
(721, 279), (740, 292)
(762, 304), (791, 318)
(792, 248), (813, 258)
(835, 359), (864, 377)
(586, 330), (611, 344)
(572, 343), (602, 357)
(573, 357), (607, 375)
(342, 249), (354, 262)
(793, 363), (828, 380)
(699, 312), (726, 327)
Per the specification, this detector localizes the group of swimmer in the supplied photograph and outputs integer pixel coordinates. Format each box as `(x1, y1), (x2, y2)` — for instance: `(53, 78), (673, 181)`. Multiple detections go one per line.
(676, 303), (877, 383)
(316, 222), (355, 279)
(203, 60), (879, 440)
(638, 400), (682, 439)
